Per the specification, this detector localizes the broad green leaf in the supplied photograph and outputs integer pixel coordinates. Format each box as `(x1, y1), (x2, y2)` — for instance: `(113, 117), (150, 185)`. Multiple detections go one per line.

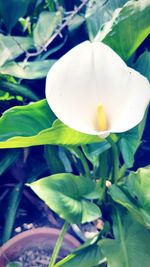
(54, 235), (104, 267)
(0, 149), (21, 175)
(0, 100), (56, 141)
(0, 34), (34, 67)
(0, 0), (30, 32)
(118, 131), (139, 168)
(85, 0), (127, 40)
(33, 11), (62, 49)
(134, 51), (150, 82)
(0, 80), (39, 101)
(0, 101), (102, 148)
(0, 60), (55, 79)
(95, 0), (150, 61)
(109, 167), (150, 228)
(118, 115), (147, 168)
(28, 173), (101, 223)
(0, 122), (103, 148)
(99, 208), (150, 267)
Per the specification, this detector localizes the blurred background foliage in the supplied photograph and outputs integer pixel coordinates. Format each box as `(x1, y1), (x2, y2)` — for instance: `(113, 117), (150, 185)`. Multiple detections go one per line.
(0, 0), (150, 245)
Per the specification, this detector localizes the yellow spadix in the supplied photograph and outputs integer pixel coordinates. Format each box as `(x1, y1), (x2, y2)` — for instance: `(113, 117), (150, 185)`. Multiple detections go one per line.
(97, 104), (107, 131)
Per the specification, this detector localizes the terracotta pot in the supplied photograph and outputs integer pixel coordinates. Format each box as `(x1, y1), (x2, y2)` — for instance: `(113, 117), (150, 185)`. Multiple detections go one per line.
(0, 227), (80, 266)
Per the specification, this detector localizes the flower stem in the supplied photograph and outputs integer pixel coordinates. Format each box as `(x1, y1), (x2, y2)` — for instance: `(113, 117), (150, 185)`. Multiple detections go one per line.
(106, 136), (119, 184)
(118, 164), (127, 181)
(73, 147), (90, 177)
(97, 151), (108, 203)
(99, 151), (108, 185)
(48, 221), (69, 267)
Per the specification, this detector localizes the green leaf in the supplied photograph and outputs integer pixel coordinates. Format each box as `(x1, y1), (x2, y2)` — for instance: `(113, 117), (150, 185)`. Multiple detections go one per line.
(0, 80), (39, 101)
(0, 60), (55, 79)
(54, 235), (104, 267)
(0, 122), (103, 148)
(2, 182), (24, 243)
(28, 173), (101, 223)
(0, 101), (102, 148)
(0, 34), (34, 67)
(0, 99), (56, 140)
(95, 0), (150, 61)
(85, 0), (127, 40)
(0, 149), (21, 175)
(134, 51), (150, 82)
(99, 208), (150, 267)
(69, 15), (85, 33)
(0, 0), (30, 32)
(109, 167), (150, 228)
(82, 141), (110, 165)
(44, 145), (66, 174)
(58, 147), (72, 173)
(33, 11), (62, 49)
(46, 0), (56, 12)
(118, 115), (147, 168)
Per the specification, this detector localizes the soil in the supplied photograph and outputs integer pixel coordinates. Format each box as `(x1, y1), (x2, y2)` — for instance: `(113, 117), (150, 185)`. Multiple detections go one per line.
(14, 246), (69, 267)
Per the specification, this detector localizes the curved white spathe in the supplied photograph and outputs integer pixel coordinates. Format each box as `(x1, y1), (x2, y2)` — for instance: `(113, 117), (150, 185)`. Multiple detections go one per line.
(46, 41), (150, 137)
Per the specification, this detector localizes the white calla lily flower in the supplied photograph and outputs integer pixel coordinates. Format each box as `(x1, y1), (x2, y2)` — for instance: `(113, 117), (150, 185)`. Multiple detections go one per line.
(46, 41), (150, 138)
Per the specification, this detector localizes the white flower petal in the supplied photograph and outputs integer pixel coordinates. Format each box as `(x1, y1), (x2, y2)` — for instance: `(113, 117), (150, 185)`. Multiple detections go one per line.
(110, 67), (150, 132)
(46, 41), (150, 136)
(46, 41), (97, 134)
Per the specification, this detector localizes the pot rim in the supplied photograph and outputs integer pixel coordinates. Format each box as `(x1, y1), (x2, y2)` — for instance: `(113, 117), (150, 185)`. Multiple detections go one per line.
(0, 226), (81, 265)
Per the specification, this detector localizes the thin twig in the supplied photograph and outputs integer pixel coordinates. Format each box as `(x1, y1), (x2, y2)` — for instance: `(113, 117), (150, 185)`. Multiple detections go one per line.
(24, 0), (89, 62)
